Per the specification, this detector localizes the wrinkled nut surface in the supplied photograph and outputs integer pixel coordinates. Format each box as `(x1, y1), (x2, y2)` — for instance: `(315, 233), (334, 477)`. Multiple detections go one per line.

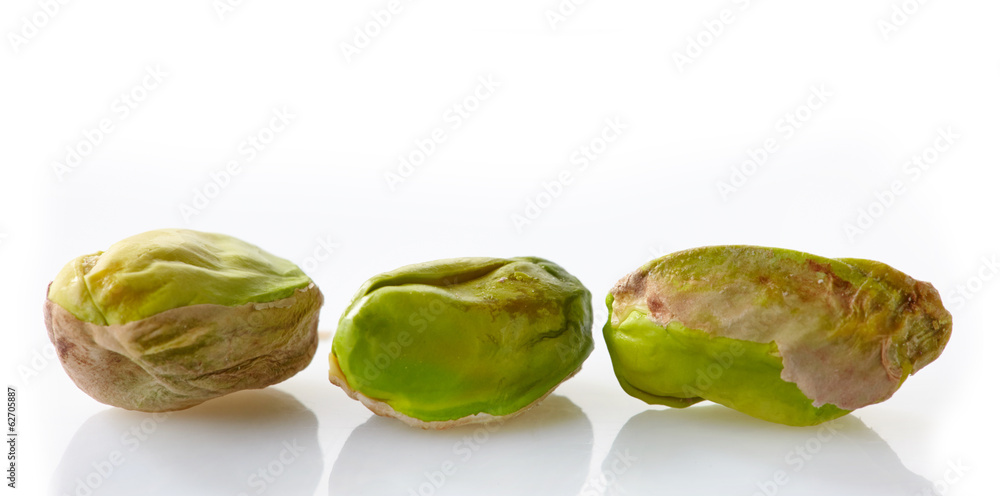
(604, 245), (952, 426)
(330, 257), (593, 429)
(44, 229), (323, 412)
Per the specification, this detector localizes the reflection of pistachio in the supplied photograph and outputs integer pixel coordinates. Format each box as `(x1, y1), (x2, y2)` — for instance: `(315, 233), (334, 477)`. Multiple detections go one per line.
(330, 257), (593, 429)
(44, 229), (323, 412)
(329, 395), (593, 494)
(604, 407), (937, 494)
(604, 245), (952, 426)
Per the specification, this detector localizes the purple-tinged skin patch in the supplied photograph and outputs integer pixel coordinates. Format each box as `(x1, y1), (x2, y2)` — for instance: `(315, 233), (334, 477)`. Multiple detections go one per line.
(606, 246), (951, 425)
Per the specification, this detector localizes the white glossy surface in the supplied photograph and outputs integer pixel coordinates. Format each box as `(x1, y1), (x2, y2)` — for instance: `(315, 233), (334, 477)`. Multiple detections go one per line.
(2, 1), (997, 495)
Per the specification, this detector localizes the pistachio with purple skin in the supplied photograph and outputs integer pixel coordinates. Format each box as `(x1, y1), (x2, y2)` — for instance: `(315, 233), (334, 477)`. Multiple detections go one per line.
(604, 245), (952, 426)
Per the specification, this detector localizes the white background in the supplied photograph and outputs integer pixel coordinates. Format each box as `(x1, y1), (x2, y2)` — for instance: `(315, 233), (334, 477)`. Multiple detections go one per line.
(2, 1), (998, 495)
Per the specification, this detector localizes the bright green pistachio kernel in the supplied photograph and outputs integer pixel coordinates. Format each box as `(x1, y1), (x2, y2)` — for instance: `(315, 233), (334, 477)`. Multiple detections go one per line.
(331, 257), (593, 426)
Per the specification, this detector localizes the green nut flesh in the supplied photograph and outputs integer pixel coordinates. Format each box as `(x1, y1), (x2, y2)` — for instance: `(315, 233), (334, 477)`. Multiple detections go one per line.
(604, 245), (952, 426)
(330, 257), (593, 429)
(44, 229), (323, 412)
(48, 229), (312, 326)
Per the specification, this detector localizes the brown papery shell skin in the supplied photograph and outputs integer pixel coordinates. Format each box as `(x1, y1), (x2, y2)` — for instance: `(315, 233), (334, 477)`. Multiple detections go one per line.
(44, 284), (322, 412)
